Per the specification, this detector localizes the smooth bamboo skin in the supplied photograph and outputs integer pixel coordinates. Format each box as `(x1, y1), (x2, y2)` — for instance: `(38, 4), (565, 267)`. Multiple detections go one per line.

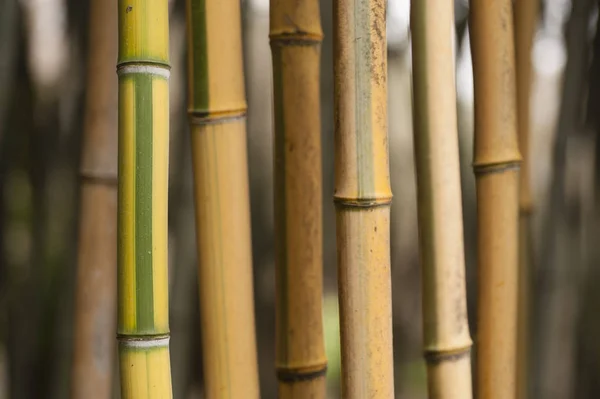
(270, 1), (327, 397)
(469, 0), (522, 396)
(117, 0), (173, 397)
(410, 0), (474, 397)
(186, 0), (260, 397)
(70, 0), (118, 396)
(334, 0), (395, 396)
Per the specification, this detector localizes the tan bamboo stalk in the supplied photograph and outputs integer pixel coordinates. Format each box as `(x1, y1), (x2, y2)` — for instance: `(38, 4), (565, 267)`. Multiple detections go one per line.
(186, 0), (260, 397)
(469, 0), (522, 397)
(70, 0), (118, 395)
(514, 1), (538, 397)
(410, 0), (474, 397)
(269, 1), (327, 397)
(117, 0), (173, 396)
(333, 0), (394, 396)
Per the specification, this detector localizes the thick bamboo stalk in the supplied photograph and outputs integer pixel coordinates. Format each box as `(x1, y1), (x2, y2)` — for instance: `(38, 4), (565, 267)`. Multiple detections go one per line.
(514, 1), (538, 398)
(117, 0), (173, 397)
(410, 0), (473, 397)
(70, 0), (118, 396)
(469, 0), (522, 397)
(269, 1), (327, 397)
(333, 0), (394, 396)
(186, 0), (260, 397)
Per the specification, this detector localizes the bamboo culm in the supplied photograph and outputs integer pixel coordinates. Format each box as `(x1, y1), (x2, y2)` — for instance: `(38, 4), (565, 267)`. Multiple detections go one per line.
(117, 0), (173, 397)
(333, 0), (395, 396)
(410, 0), (474, 397)
(186, 0), (261, 396)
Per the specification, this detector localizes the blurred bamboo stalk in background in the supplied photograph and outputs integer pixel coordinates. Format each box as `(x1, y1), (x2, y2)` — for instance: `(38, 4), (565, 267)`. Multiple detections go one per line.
(410, 0), (473, 397)
(70, 0), (118, 396)
(186, 0), (260, 397)
(116, 0), (173, 397)
(333, 0), (395, 396)
(514, 0), (539, 397)
(269, 0), (327, 397)
(469, 0), (521, 397)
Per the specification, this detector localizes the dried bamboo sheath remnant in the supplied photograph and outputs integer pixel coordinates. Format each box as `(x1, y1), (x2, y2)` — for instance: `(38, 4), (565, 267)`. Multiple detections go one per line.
(410, 0), (473, 397)
(117, 0), (173, 397)
(334, 0), (395, 397)
(469, 0), (521, 397)
(186, 0), (260, 397)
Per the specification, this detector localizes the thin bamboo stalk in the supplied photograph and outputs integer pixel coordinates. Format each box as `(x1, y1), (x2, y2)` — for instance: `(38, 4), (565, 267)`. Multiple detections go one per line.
(410, 0), (473, 397)
(514, 1), (538, 398)
(469, 0), (522, 397)
(269, 1), (327, 397)
(333, 0), (394, 396)
(70, 0), (118, 395)
(117, 0), (173, 397)
(185, 0), (260, 397)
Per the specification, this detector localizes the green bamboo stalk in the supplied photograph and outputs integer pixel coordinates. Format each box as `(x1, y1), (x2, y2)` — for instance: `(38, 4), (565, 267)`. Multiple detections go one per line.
(410, 0), (474, 397)
(185, 0), (260, 397)
(269, 0), (327, 397)
(333, 0), (395, 396)
(117, 0), (173, 397)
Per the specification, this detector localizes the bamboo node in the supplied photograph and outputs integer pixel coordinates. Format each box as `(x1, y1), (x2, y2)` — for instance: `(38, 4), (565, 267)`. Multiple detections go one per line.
(79, 171), (118, 186)
(472, 161), (521, 176)
(117, 334), (170, 349)
(188, 109), (246, 126)
(117, 63), (171, 78)
(269, 31), (323, 46)
(423, 345), (471, 365)
(333, 195), (392, 208)
(276, 363), (328, 383)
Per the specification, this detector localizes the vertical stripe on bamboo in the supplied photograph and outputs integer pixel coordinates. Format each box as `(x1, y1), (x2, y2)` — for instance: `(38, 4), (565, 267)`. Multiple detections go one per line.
(117, 0), (173, 397)
(186, 0), (260, 397)
(333, 0), (395, 397)
(270, 0), (327, 397)
(410, 0), (474, 397)
(469, 0), (522, 397)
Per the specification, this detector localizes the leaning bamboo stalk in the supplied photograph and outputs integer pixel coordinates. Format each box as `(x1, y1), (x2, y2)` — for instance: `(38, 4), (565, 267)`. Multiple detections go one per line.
(333, 0), (394, 396)
(70, 0), (118, 396)
(410, 0), (473, 397)
(117, 0), (173, 397)
(269, 0), (327, 397)
(469, 0), (521, 397)
(185, 0), (260, 397)
(514, 1), (538, 398)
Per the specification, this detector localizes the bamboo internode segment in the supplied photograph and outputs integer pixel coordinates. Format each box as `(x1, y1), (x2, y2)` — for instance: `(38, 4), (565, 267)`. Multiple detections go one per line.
(410, 0), (473, 397)
(186, 0), (260, 397)
(334, 0), (395, 397)
(117, 0), (173, 397)
(469, 0), (521, 397)
(269, 0), (327, 397)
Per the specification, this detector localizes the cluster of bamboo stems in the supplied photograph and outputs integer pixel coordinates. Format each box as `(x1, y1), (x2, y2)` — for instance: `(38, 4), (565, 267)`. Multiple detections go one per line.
(69, 0), (538, 397)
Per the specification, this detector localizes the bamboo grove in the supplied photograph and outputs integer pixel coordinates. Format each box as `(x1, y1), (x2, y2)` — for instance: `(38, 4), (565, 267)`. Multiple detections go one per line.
(61, 0), (547, 396)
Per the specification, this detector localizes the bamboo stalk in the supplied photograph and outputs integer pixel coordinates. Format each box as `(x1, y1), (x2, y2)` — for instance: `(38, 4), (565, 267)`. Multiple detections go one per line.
(185, 0), (260, 397)
(514, 1), (538, 397)
(333, 0), (394, 396)
(410, 0), (473, 397)
(117, 0), (173, 397)
(269, 1), (327, 397)
(468, 0), (521, 397)
(70, 0), (118, 395)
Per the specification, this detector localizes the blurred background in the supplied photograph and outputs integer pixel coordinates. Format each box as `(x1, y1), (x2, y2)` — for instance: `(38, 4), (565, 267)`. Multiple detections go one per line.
(0, 0), (599, 397)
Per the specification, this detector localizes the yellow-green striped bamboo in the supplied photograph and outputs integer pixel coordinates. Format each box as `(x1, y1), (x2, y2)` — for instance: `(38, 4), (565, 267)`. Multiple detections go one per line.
(186, 0), (260, 397)
(269, 1), (327, 397)
(410, 0), (473, 397)
(117, 0), (173, 397)
(469, 0), (521, 397)
(514, 1), (538, 397)
(71, 0), (117, 396)
(333, 0), (395, 396)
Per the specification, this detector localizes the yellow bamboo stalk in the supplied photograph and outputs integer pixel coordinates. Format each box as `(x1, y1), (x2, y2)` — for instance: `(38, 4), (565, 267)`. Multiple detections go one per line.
(514, 1), (538, 398)
(333, 0), (395, 396)
(269, 1), (327, 397)
(70, 0), (118, 396)
(469, 0), (522, 397)
(117, 0), (173, 397)
(186, 0), (260, 397)
(410, 0), (473, 397)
